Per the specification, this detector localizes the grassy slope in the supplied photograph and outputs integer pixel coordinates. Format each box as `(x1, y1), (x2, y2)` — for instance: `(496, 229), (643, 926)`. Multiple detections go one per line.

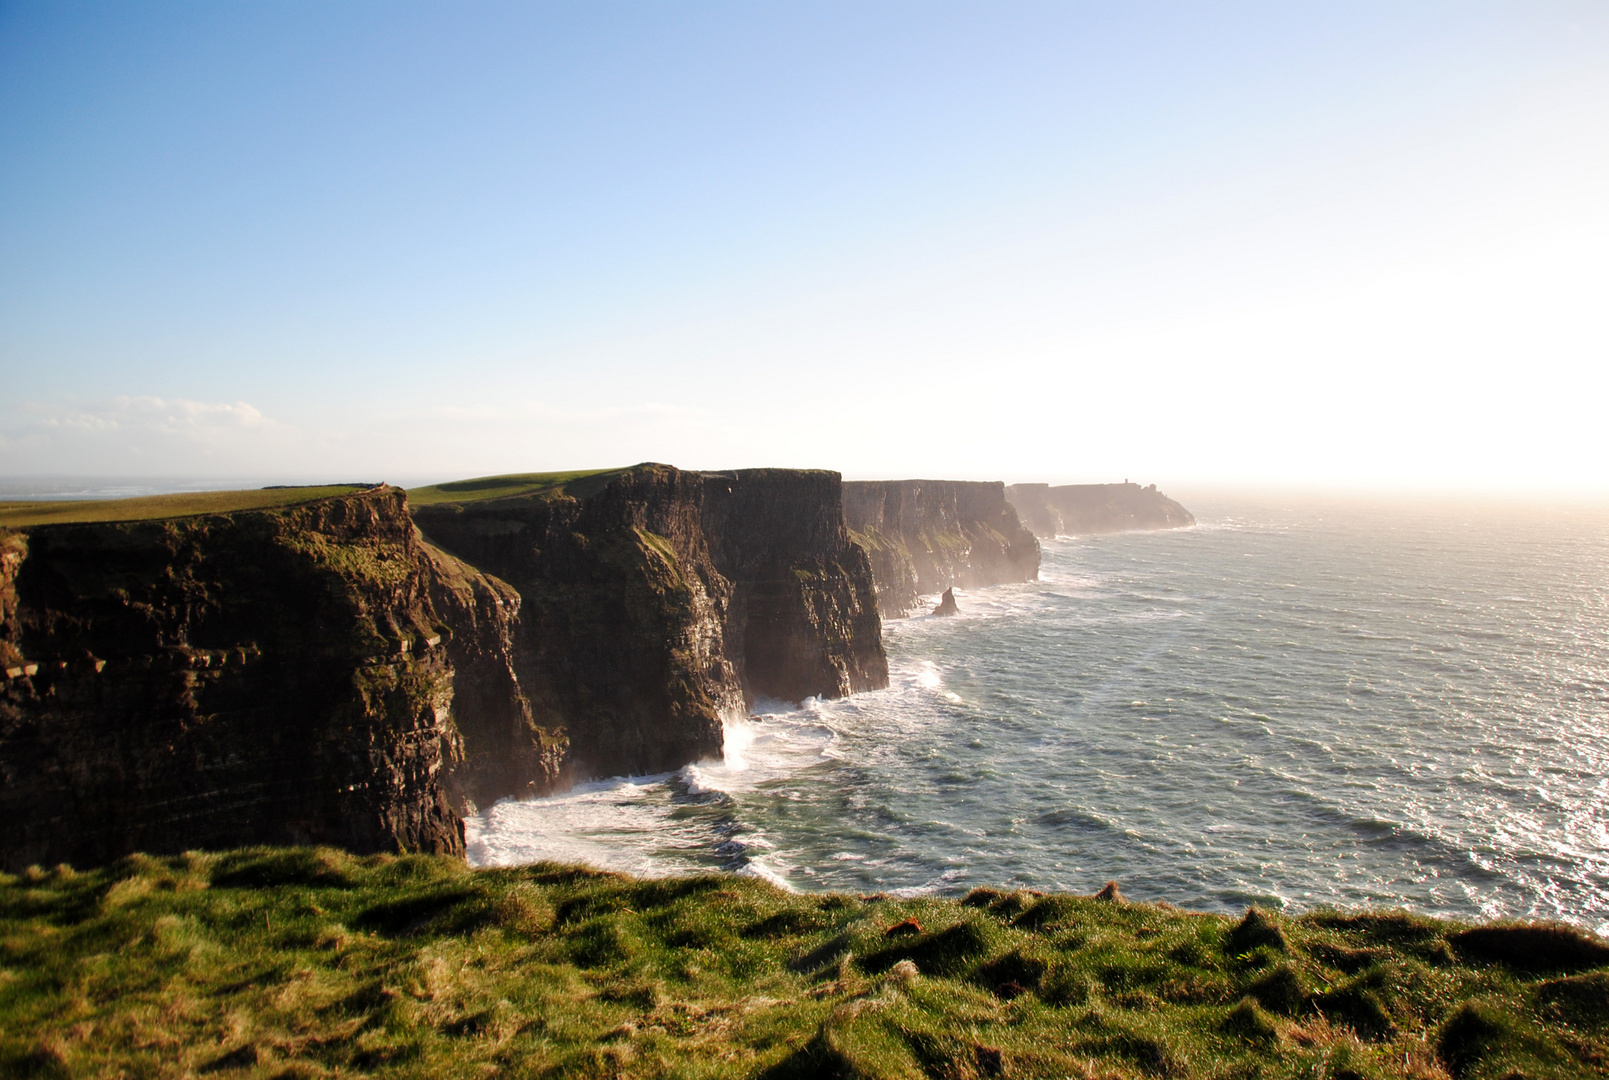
(0, 466), (638, 527)
(0, 487), (372, 529)
(3, 851), (1606, 1079)
(406, 469), (632, 506)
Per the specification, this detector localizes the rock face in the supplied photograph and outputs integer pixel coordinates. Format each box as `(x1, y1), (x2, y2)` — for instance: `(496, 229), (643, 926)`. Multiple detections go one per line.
(1006, 482), (1195, 538)
(841, 481), (1040, 618)
(0, 488), (488, 872)
(413, 465), (887, 788)
(422, 544), (564, 815)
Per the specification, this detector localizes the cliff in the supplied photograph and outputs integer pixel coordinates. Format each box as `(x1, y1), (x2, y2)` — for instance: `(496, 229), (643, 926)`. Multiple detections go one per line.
(412, 465), (887, 787)
(841, 481), (1040, 618)
(0, 468), (888, 870)
(0, 487), (502, 871)
(1007, 481), (1195, 538)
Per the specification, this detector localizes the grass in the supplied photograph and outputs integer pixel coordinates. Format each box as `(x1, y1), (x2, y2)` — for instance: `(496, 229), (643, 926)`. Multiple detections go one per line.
(0, 487), (373, 529)
(406, 469), (633, 506)
(0, 468), (640, 527)
(3, 853), (1607, 1078)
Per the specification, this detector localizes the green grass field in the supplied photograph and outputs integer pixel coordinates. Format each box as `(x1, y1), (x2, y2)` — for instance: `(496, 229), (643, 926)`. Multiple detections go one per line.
(0, 487), (373, 530)
(406, 469), (631, 506)
(4, 849), (1606, 1079)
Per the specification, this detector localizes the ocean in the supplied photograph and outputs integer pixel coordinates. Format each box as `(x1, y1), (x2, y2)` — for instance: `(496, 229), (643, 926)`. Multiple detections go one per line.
(466, 493), (1609, 932)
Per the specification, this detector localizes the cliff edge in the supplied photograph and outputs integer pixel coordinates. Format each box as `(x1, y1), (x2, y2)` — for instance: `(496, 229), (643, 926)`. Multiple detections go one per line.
(842, 481), (1040, 618)
(1007, 482), (1195, 538)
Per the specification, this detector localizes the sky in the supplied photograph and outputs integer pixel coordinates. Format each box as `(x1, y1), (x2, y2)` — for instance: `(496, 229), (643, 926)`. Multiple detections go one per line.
(1, 2), (1606, 492)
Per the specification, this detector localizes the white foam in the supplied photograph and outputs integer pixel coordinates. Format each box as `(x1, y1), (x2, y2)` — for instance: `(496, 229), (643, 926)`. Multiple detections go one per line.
(737, 857), (798, 891)
(464, 773), (709, 875)
(678, 763), (722, 797)
(465, 693), (852, 876)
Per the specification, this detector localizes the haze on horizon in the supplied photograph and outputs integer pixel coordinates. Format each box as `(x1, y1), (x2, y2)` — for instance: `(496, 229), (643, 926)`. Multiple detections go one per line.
(2, 3), (1606, 496)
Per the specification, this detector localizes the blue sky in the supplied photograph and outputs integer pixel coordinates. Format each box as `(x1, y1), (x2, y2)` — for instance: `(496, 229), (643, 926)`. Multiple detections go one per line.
(2, 2), (1606, 490)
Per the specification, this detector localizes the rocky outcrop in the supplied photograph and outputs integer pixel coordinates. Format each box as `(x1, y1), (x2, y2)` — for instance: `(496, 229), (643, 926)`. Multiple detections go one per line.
(1006, 482), (1195, 538)
(932, 588), (959, 617)
(0, 488), (490, 872)
(413, 465), (887, 787)
(841, 481), (1040, 618)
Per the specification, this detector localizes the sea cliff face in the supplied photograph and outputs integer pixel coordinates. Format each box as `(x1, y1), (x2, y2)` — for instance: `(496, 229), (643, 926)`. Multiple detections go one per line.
(0, 470), (887, 870)
(0, 489), (481, 871)
(413, 465), (888, 788)
(1006, 482), (1195, 538)
(841, 481), (1040, 618)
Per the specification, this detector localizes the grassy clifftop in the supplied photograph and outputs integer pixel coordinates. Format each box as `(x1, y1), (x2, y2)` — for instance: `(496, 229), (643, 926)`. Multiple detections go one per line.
(0, 468), (633, 527)
(0, 486), (375, 529)
(4, 850), (1606, 1079)
(407, 469), (630, 506)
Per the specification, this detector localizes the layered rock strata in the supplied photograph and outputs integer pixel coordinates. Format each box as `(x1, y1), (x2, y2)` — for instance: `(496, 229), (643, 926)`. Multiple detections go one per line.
(1006, 482), (1195, 538)
(0, 488), (498, 871)
(413, 465), (887, 789)
(841, 481), (1040, 618)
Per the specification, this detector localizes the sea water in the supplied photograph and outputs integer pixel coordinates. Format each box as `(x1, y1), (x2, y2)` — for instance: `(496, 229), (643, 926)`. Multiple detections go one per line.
(466, 494), (1609, 932)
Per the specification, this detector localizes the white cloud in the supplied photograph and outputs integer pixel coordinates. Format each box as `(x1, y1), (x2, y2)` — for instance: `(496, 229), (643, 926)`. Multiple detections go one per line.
(1, 396), (297, 475)
(33, 396), (280, 436)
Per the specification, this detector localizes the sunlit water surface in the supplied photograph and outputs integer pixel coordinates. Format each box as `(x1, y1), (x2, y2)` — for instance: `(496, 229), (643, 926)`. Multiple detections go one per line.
(467, 495), (1609, 931)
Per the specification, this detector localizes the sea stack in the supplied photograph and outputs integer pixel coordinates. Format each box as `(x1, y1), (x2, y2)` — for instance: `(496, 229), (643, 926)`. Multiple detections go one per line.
(932, 588), (959, 616)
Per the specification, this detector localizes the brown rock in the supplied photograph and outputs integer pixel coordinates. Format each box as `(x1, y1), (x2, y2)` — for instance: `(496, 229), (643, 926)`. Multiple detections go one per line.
(1094, 880), (1125, 902)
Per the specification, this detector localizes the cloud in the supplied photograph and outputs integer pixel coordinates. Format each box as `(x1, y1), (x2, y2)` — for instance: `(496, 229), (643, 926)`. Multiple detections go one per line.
(32, 396), (283, 437)
(401, 400), (705, 425)
(1, 396), (298, 475)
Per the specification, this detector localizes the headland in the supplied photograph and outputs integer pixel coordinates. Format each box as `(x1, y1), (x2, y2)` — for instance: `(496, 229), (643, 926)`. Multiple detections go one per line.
(1007, 481), (1195, 538)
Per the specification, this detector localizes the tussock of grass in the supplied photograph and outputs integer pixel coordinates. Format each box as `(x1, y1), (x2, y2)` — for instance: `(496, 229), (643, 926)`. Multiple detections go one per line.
(2, 851), (1607, 1079)
(1452, 923), (1609, 974)
(0, 486), (371, 528)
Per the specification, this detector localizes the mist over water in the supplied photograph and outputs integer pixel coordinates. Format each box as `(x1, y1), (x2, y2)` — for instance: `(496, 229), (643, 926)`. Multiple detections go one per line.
(467, 495), (1609, 932)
